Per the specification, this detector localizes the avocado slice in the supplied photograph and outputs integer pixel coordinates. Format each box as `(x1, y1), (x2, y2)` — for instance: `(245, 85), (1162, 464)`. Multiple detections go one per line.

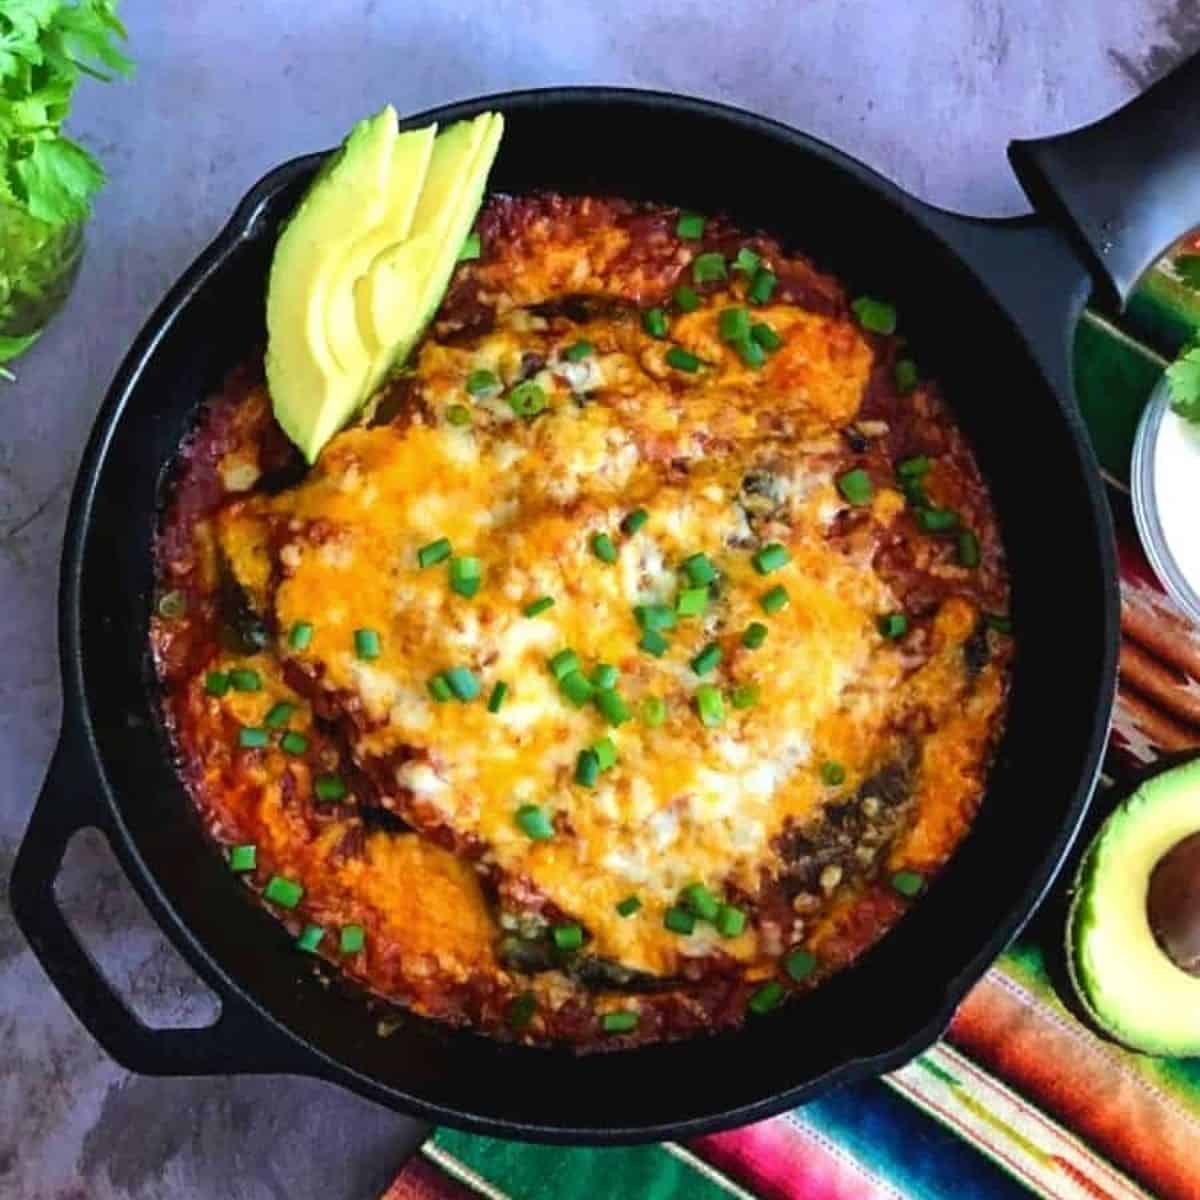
(324, 122), (437, 376)
(265, 106), (399, 461)
(356, 111), (504, 397)
(1067, 757), (1200, 1056)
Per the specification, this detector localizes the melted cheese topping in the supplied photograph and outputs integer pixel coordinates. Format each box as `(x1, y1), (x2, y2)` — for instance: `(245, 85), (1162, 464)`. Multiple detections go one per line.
(214, 291), (942, 977)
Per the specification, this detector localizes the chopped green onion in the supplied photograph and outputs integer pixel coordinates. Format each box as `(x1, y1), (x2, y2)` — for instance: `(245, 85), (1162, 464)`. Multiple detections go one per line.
(674, 285), (700, 312)
(288, 621), (314, 650)
(264, 875), (303, 908)
(915, 507), (959, 533)
(265, 701), (294, 729)
(742, 622), (768, 649)
(592, 663), (618, 690)
(664, 905), (696, 935)
(733, 247), (761, 274)
(552, 923), (584, 951)
(466, 368), (500, 397)
(157, 590), (186, 619)
(457, 231), (481, 262)
(508, 380), (548, 417)
(602, 1010), (639, 1034)
(444, 666), (480, 701)
(751, 322), (783, 351)
(595, 688), (632, 725)
(418, 537), (452, 568)
(314, 774), (347, 802)
(616, 894), (642, 917)
(229, 668), (261, 692)
(508, 990), (537, 1030)
(280, 731), (308, 755)
(957, 530), (981, 568)
(642, 696), (667, 727)
(676, 586), (708, 617)
(564, 340), (593, 361)
(899, 477), (928, 507)
(752, 542), (790, 574)
(748, 980), (785, 1014)
(719, 306), (751, 343)
(716, 904), (746, 938)
(238, 726), (269, 750)
(878, 612), (908, 639)
(228, 844), (256, 873)
(634, 603), (676, 631)
(760, 585), (789, 614)
(524, 595), (555, 618)
(851, 296), (897, 334)
(696, 684), (724, 727)
(549, 649), (581, 680)
(642, 307), (669, 338)
(450, 556), (482, 598)
(205, 671), (230, 697)
(640, 629), (669, 657)
(837, 467), (874, 506)
(487, 681), (508, 713)
(681, 882), (720, 921)
(559, 670), (595, 707)
(676, 212), (705, 239)
(820, 761), (846, 786)
(620, 507), (649, 536)
(692, 252), (727, 284)
(575, 748), (600, 788)
(591, 531), (618, 563)
(593, 736), (618, 771)
(892, 870), (924, 897)
(896, 455), (930, 480)
(734, 336), (766, 368)
(681, 552), (717, 586)
(296, 923), (324, 953)
(354, 628), (381, 660)
(731, 683), (758, 709)
(747, 267), (776, 305)
(340, 925), (365, 955)
(515, 805), (555, 840)
(690, 642), (722, 676)
(895, 358), (918, 393)
(446, 404), (471, 426)
(665, 346), (702, 372)
(985, 613), (1013, 635)
(785, 948), (817, 982)
(427, 674), (453, 702)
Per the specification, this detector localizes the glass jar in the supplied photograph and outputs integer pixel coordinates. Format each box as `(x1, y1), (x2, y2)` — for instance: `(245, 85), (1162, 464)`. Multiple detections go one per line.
(0, 199), (84, 363)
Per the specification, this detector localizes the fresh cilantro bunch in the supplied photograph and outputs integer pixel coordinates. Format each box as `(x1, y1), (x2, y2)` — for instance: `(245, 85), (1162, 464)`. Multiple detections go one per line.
(0, 0), (131, 226)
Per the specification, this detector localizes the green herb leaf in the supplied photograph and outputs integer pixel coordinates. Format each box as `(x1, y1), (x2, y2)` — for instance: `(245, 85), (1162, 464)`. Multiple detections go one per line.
(1167, 346), (1200, 423)
(12, 135), (103, 224)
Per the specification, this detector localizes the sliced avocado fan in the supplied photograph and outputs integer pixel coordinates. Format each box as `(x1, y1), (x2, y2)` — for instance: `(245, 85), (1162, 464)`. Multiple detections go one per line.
(265, 107), (504, 462)
(1067, 756), (1200, 1056)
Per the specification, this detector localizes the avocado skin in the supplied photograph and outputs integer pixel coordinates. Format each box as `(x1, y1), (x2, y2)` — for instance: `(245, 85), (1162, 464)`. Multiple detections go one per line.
(1066, 756), (1200, 1057)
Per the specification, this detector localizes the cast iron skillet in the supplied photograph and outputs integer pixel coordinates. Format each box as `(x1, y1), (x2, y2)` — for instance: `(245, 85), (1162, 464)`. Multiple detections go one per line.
(12, 58), (1200, 1142)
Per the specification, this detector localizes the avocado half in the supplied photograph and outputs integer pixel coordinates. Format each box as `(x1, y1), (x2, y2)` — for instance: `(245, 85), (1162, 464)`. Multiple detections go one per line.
(265, 107), (503, 462)
(1067, 757), (1200, 1057)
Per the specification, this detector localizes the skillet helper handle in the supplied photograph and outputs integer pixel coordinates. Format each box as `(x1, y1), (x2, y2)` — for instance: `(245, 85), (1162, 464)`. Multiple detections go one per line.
(1009, 51), (1200, 310)
(10, 732), (294, 1077)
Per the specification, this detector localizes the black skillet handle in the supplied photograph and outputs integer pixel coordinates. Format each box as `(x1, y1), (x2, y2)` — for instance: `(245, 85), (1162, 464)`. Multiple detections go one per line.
(1009, 51), (1200, 311)
(10, 729), (296, 1077)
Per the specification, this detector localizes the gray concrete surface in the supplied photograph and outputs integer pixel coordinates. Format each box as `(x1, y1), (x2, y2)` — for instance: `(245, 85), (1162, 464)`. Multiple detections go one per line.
(1, 1), (1197, 1197)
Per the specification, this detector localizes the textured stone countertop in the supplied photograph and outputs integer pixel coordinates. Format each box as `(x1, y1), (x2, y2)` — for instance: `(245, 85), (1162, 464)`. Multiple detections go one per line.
(1, 2), (1195, 1197)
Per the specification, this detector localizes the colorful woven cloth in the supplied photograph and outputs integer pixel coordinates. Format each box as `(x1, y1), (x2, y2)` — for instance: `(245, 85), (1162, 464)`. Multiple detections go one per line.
(383, 266), (1200, 1200)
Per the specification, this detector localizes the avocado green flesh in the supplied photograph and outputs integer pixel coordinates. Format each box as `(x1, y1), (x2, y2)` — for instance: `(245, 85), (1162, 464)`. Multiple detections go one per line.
(358, 112), (504, 398)
(266, 107), (398, 462)
(324, 123), (436, 377)
(266, 108), (503, 463)
(1067, 757), (1200, 1056)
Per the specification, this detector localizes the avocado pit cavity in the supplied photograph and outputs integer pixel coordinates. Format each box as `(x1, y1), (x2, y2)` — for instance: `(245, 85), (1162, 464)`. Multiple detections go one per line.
(1147, 831), (1200, 977)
